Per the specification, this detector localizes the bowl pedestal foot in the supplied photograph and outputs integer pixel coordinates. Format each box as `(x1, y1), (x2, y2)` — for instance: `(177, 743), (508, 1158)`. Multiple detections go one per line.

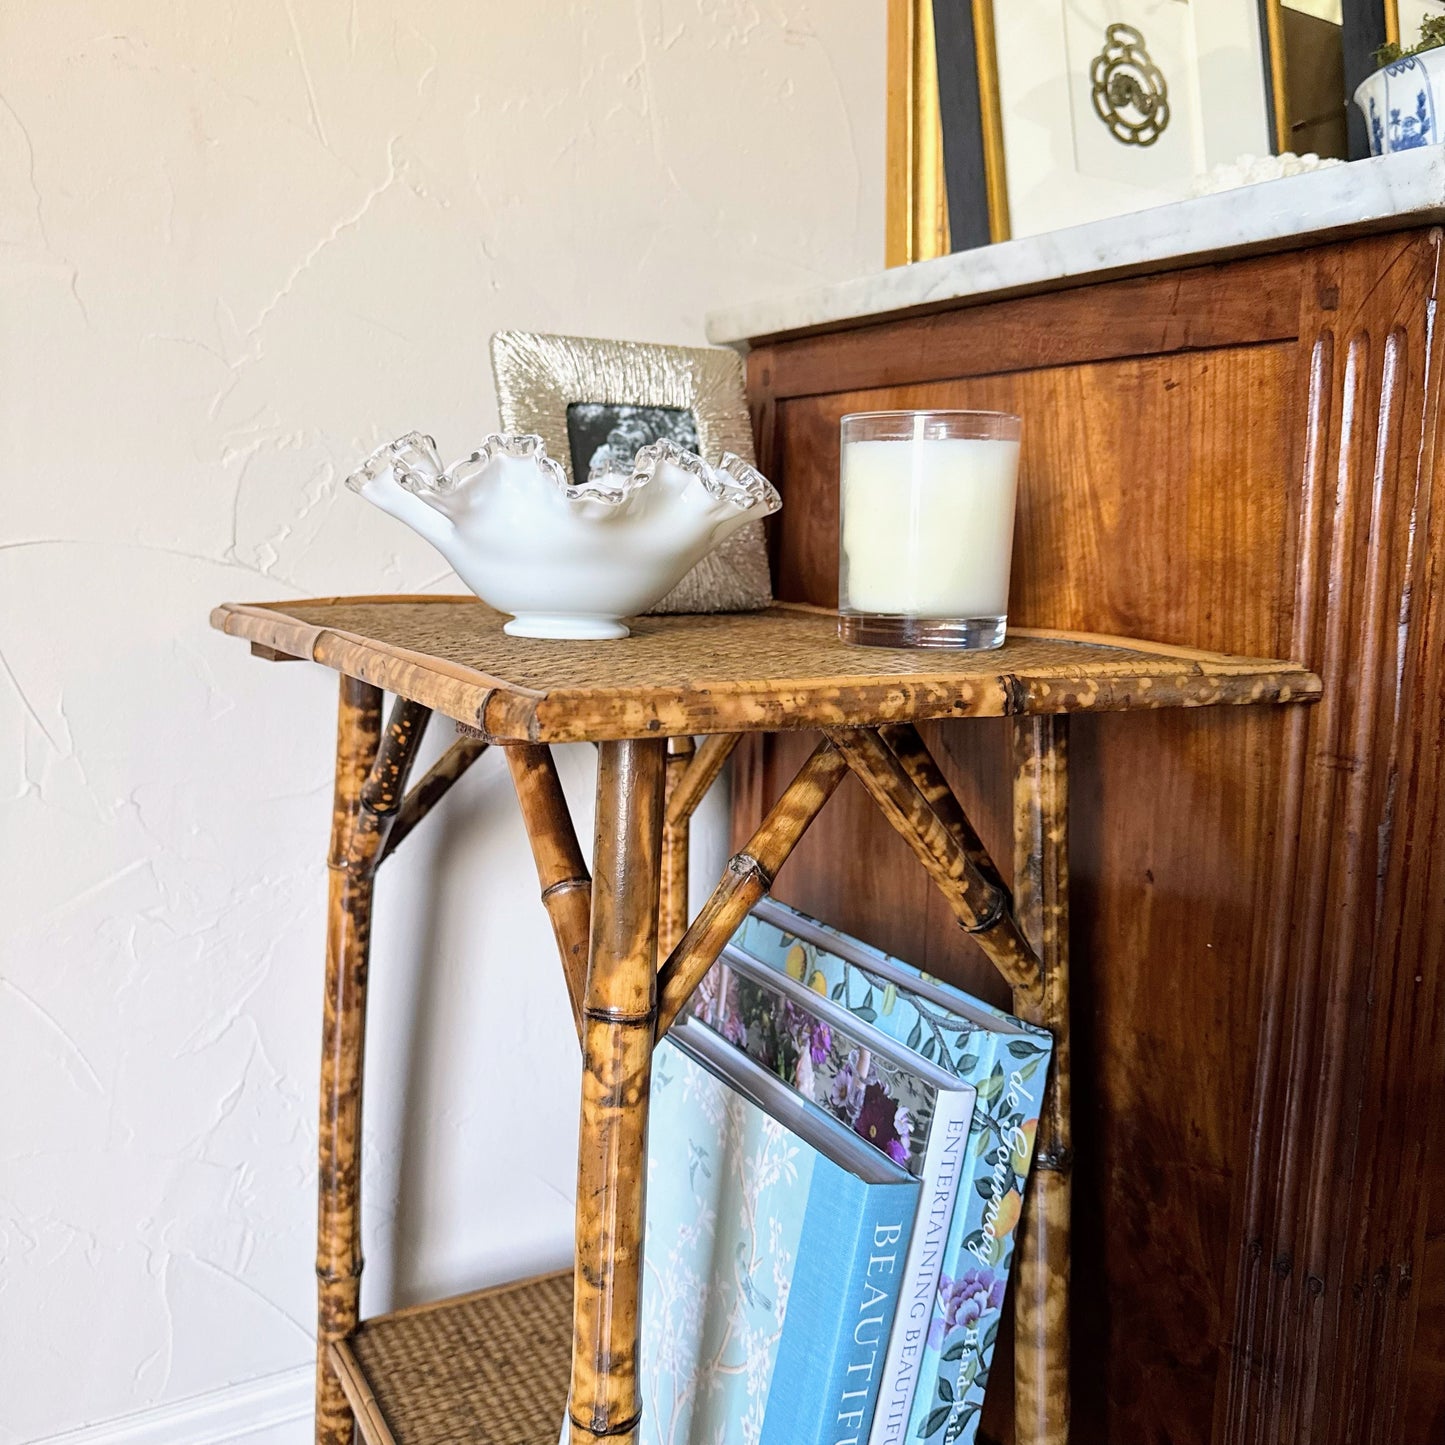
(504, 613), (630, 640)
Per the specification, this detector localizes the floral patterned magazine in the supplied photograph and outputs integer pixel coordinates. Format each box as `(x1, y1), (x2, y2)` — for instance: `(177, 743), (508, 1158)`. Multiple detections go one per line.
(688, 944), (968, 1177)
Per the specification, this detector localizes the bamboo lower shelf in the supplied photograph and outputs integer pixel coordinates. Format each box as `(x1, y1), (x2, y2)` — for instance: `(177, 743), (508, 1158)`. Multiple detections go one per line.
(330, 1272), (573, 1445)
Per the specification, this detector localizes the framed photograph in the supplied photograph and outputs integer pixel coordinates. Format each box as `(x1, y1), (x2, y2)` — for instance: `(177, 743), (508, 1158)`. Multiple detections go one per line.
(489, 331), (772, 614)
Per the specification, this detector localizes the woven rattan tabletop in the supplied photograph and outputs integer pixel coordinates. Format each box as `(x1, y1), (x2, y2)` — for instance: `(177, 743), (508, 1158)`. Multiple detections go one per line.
(210, 596), (1321, 742)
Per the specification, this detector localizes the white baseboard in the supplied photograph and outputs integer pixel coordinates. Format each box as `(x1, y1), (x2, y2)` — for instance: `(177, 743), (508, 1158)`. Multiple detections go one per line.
(27, 1366), (313, 1445)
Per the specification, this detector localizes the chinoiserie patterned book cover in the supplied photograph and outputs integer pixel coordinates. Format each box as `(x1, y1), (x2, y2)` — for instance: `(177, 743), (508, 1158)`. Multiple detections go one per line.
(641, 1021), (918, 1445)
(733, 900), (1054, 1445)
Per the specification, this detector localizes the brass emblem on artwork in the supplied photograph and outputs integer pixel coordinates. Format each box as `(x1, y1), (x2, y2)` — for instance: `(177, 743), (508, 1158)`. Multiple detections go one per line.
(1090, 22), (1170, 146)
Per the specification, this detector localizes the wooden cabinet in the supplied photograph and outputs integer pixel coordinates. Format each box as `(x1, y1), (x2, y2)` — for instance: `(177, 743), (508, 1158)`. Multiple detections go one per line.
(734, 229), (1445, 1445)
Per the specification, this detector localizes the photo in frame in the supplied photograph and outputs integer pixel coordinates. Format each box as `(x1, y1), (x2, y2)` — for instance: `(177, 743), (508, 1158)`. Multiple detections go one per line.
(489, 331), (772, 615)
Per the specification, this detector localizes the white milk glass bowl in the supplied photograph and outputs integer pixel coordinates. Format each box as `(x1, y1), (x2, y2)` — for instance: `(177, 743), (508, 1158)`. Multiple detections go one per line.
(346, 432), (781, 639)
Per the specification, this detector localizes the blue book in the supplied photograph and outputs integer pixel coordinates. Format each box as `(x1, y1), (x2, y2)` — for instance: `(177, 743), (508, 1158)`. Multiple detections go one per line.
(640, 1018), (920, 1445)
(686, 944), (978, 1445)
(732, 900), (1054, 1445)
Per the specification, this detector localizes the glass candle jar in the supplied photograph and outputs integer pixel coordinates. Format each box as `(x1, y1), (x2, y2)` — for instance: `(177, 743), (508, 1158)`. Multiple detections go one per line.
(838, 409), (1022, 649)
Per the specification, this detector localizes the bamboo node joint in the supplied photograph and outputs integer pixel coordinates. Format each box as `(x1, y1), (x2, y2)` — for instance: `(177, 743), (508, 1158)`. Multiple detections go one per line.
(542, 875), (591, 902)
(582, 1005), (658, 1026)
(728, 851), (774, 891)
(571, 1409), (645, 1439)
(960, 889), (1008, 935)
(315, 1263), (364, 1284)
(1032, 1145), (1073, 1173)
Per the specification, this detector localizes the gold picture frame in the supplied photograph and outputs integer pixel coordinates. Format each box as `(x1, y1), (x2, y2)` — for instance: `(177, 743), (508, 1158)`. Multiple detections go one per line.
(896, 1), (1290, 256)
(489, 330), (772, 614)
(886, 0), (1010, 265)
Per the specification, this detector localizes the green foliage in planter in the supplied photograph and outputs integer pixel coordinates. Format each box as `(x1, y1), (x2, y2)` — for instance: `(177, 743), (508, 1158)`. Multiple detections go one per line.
(1376, 15), (1445, 67)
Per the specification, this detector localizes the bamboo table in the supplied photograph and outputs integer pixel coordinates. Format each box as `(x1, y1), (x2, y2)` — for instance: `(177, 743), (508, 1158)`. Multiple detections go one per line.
(211, 596), (1320, 1445)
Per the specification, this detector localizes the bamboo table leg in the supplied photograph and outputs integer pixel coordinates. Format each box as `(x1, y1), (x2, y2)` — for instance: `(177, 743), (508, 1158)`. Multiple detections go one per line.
(507, 744), (593, 1036)
(315, 677), (383, 1445)
(315, 685), (430, 1445)
(571, 738), (667, 1445)
(659, 735), (696, 956)
(1011, 716), (1072, 1445)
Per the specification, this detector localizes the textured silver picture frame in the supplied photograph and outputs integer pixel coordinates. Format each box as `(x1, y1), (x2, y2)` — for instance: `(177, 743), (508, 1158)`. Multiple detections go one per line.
(489, 330), (773, 615)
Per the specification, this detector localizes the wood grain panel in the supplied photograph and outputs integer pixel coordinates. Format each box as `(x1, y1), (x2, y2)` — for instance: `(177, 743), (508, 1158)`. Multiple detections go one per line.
(737, 233), (1445, 1444)
(772, 343), (1296, 646)
(745, 341), (1296, 1445)
(749, 253), (1302, 398)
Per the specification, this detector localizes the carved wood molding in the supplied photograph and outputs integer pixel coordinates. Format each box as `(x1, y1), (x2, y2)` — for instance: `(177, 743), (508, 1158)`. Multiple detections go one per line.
(1220, 228), (1445, 1445)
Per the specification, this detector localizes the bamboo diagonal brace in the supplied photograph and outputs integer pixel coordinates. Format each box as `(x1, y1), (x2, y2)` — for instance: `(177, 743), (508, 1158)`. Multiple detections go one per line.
(659, 736), (697, 957)
(1010, 715), (1072, 1445)
(879, 722), (1008, 895)
(316, 675), (384, 1445)
(362, 698), (431, 815)
(378, 732), (488, 863)
(664, 732), (740, 827)
(571, 739), (667, 1445)
(655, 737), (849, 1036)
(823, 726), (1045, 1006)
(506, 743), (593, 1036)
(348, 697), (431, 871)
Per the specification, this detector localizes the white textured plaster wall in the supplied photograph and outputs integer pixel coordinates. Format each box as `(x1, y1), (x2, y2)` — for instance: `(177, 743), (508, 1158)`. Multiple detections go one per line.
(0, 3), (883, 1439)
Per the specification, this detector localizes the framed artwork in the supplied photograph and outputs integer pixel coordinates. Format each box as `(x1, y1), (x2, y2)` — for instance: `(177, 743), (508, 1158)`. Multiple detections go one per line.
(488, 331), (772, 615)
(889, 0), (1371, 254)
(990, 0), (1274, 237)
(1391, 0), (1445, 45)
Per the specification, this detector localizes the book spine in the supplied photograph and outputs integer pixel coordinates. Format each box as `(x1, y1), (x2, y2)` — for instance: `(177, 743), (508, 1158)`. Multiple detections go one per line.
(867, 1087), (974, 1445)
(906, 1037), (1048, 1445)
(760, 1162), (917, 1445)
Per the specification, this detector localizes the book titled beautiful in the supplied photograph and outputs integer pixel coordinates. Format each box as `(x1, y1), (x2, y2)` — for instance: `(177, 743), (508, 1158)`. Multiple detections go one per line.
(636, 1017), (920, 1445)
(687, 944), (978, 1445)
(733, 900), (1054, 1445)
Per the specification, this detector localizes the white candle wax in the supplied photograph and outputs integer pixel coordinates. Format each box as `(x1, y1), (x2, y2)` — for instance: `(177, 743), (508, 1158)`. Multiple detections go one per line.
(840, 436), (1020, 617)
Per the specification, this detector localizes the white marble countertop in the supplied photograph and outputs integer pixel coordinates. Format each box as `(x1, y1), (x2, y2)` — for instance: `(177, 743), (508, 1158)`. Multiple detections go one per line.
(706, 148), (1445, 344)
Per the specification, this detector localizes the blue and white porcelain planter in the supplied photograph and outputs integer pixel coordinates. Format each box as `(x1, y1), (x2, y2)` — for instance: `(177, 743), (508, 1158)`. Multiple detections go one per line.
(1355, 50), (1445, 155)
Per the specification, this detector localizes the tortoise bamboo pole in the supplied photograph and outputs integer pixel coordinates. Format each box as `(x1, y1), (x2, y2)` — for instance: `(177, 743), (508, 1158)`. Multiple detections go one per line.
(316, 675), (384, 1445)
(659, 736), (697, 956)
(823, 726), (1044, 1008)
(664, 732), (740, 827)
(361, 699), (430, 814)
(655, 737), (849, 1036)
(377, 733), (488, 863)
(570, 738), (667, 1445)
(1010, 715), (1072, 1445)
(879, 722), (1008, 894)
(505, 743), (592, 1036)
(352, 697), (430, 866)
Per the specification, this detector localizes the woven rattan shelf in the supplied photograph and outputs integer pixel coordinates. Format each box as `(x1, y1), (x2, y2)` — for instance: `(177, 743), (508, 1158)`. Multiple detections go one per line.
(210, 596), (1319, 742)
(330, 1272), (572, 1445)
(210, 594), (1321, 1445)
